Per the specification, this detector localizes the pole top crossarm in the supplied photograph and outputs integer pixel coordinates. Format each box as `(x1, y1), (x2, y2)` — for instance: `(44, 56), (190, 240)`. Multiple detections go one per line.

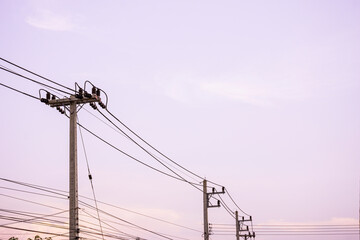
(48, 95), (100, 107)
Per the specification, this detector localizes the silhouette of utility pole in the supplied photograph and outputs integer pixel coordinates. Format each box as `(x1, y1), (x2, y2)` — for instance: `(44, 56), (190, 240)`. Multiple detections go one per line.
(46, 87), (101, 240)
(203, 179), (224, 240)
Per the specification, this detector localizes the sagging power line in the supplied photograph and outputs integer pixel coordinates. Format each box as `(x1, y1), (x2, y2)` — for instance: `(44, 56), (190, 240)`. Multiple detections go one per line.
(0, 57), (255, 240)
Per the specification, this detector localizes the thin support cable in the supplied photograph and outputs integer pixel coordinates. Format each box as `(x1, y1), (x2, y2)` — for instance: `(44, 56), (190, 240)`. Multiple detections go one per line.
(78, 117), (105, 240)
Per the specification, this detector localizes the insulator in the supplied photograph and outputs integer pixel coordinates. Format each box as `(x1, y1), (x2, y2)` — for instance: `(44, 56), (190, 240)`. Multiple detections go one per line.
(246, 226), (249, 231)
(212, 187), (215, 193)
(92, 86), (96, 94)
(79, 88), (83, 95)
(40, 98), (49, 104)
(222, 186), (225, 192)
(56, 106), (60, 111)
(88, 174), (92, 180)
(61, 109), (65, 114)
(46, 92), (50, 100)
(250, 216), (252, 221)
(84, 91), (91, 98)
(90, 102), (97, 110)
(96, 88), (100, 96)
(217, 200), (220, 206)
(52, 94), (56, 100)
(99, 102), (106, 108)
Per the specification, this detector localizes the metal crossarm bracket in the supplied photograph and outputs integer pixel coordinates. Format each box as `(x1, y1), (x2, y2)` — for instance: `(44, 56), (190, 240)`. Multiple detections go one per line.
(48, 95), (100, 107)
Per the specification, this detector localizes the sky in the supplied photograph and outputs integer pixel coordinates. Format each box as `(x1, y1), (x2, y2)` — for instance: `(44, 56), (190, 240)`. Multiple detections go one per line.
(0, 0), (360, 240)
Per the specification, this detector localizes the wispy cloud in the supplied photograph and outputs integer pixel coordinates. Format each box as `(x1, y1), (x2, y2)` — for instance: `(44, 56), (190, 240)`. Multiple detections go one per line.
(27, 9), (75, 31)
(154, 74), (313, 107)
(201, 77), (316, 107)
(262, 217), (358, 225)
(201, 81), (275, 106)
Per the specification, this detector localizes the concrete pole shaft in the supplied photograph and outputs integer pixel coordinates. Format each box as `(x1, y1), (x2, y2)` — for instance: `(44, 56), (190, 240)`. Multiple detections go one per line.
(69, 99), (79, 240)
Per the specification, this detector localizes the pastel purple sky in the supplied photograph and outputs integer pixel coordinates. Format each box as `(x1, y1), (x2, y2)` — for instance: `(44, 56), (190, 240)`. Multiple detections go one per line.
(0, 1), (359, 240)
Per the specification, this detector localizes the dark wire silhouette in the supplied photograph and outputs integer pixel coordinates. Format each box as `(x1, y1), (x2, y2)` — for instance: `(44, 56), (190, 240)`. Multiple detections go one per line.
(97, 109), (202, 191)
(0, 66), (72, 95)
(0, 82), (39, 100)
(78, 116), (105, 240)
(0, 57), (74, 93)
(104, 108), (204, 180)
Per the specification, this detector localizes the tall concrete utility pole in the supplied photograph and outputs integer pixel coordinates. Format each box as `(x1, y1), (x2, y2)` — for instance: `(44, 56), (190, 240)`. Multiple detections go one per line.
(203, 179), (225, 240)
(203, 179), (209, 240)
(49, 93), (100, 240)
(69, 99), (78, 240)
(235, 210), (240, 240)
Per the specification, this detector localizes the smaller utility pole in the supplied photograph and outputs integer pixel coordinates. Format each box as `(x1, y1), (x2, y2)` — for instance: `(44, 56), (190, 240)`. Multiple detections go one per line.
(237, 216), (255, 240)
(203, 179), (225, 240)
(235, 211), (240, 240)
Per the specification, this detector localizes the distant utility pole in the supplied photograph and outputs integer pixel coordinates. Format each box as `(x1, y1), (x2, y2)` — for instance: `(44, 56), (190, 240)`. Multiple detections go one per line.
(237, 215), (255, 240)
(47, 90), (100, 240)
(235, 211), (240, 240)
(203, 179), (224, 240)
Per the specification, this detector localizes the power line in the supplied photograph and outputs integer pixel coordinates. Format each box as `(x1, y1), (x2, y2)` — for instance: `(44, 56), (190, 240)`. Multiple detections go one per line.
(80, 209), (143, 240)
(0, 177), (68, 197)
(0, 177), (202, 234)
(77, 121), (200, 185)
(0, 57), (74, 93)
(0, 193), (65, 211)
(217, 195), (235, 218)
(0, 208), (135, 240)
(0, 82), (39, 100)
(0, 66), (72, 95)
(0, 225), (69, 237)
(0, 208), (67, 222)
(0, 210), (68, 228)
(79, 195), (202, 233)
(80, 201), (174, 240)
(105, 108), (205, 181)
(0, 186), (67, 200)
(96, 109), (202, 191)
(225, 188), (251, 217)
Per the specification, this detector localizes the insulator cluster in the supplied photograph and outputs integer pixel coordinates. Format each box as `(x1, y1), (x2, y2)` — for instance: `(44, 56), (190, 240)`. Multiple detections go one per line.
(40, 91), (65, 114)
(89, 102), (97, 110)
(76, 84), (107, 110)
(238, 216), (256, 239)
